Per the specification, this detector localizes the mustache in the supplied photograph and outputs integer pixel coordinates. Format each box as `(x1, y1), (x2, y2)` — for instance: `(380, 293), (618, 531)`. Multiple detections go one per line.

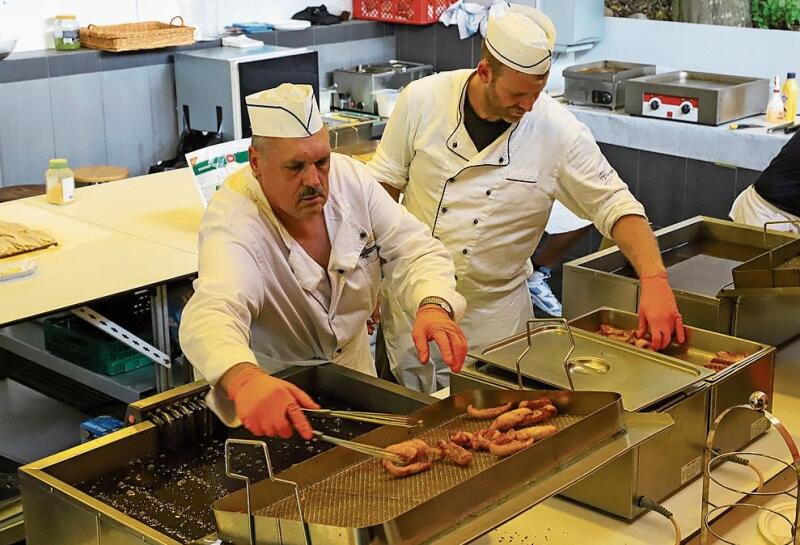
(299, 185), (324, 199)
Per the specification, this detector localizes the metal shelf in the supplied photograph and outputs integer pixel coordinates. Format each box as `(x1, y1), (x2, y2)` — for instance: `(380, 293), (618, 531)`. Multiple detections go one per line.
(0, 322), (155, 403)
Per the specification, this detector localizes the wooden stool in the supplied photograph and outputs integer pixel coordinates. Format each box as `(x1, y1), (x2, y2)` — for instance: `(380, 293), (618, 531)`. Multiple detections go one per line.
(73, 165), (129, 185)
(0, 184), (46, 203)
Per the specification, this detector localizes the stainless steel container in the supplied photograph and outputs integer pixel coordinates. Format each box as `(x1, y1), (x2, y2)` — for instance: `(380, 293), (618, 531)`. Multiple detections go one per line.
(451, 363), (708, 519)
(19, 365), (433, 545)
(624, 71), (770, 125)
(452, 321), (716, 520)
(563, 60), (656, 109)
(332, 61), (433, 115)
(568, 308), (775, 454)
(563, 216), (800, 346)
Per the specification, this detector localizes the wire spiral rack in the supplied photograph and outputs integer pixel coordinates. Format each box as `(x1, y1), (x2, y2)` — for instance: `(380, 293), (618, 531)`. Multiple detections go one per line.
(701, 391), (800, 545)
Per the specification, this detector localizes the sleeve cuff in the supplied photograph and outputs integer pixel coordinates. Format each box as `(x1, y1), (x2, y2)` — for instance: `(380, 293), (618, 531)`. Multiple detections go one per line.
(190, 346), (259, 387)
(595, 192), (648, 239)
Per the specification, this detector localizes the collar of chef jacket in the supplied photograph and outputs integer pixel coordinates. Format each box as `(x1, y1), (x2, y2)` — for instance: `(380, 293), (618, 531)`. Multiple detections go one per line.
(228, 166), (370, 297)
(443, 70), (525, 174)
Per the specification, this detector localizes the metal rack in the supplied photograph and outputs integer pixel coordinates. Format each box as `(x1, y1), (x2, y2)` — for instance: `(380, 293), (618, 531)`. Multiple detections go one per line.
(701, 391), (800, 545)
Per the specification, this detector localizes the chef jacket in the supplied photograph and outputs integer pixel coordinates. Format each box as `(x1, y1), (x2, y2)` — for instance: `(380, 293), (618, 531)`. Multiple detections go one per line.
(180, 154), (466, 423)
(367, 69), (647, 389)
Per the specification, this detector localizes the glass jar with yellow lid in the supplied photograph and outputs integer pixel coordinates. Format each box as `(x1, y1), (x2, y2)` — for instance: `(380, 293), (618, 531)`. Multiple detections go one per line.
(54, 15), (80, 50)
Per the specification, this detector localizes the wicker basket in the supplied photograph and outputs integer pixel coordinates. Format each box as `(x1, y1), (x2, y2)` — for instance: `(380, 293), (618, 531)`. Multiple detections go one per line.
(80, 16), (194, 52)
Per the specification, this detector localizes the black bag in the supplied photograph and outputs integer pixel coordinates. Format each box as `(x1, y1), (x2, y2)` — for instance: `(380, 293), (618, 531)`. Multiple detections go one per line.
(292, 4), (341, 25)
(149, 106), (224, 174)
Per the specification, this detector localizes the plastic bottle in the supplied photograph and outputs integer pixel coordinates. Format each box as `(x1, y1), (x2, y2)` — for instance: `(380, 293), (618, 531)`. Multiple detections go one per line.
(766, 74), (785, 123)
(45, 158), (75, 205)
(782, 72), (798, 123)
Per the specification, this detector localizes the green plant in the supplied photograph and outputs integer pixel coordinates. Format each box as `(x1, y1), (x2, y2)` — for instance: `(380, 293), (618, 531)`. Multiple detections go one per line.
(751, 0), (800, 29)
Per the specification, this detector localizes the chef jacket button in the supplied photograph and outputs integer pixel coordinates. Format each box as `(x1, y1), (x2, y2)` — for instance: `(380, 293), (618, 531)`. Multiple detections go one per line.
(441, 207), (448, 214)
(473, 218), (479, 225)
(486, 189), (492, 196)
(452, 142), (458, 148)
(454, 274), (458, 280)
(462, 249), (469, 255)
(498, 157), (505, 164)
(337, 268), (345, 274)
(335, 348), (343, 354)
(360, 232), (367, 239)
(447, 177), (454, 183)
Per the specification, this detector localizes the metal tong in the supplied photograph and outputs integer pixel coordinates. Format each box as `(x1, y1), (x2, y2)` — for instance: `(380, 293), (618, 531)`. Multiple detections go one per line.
(301, 407), (422, 428)
(312, 430), (405, 463)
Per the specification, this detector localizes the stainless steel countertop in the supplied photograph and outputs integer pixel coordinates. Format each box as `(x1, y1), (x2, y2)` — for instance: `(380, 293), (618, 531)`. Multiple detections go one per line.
(560, 97), (791, 171)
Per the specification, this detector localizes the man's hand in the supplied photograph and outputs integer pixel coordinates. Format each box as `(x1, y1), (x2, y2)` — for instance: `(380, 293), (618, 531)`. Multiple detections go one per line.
(411, 305), (468, 373)
(367, 298), (381, 335)
(637, 272), (686, 350)
(223, 364), (320, 440)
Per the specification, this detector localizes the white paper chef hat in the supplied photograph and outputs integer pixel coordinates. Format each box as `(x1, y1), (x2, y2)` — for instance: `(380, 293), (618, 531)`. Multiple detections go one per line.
(245, 83), (323, 138)
(485, 3), (556, 75)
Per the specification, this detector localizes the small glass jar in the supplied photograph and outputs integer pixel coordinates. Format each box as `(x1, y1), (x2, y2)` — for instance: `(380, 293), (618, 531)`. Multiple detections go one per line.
(54, 15), (80, 51)
(45, 158), (76, 205)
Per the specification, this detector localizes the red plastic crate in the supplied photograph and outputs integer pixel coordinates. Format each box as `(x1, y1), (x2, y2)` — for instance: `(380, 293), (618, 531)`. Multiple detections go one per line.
(353, 0), (456, 25)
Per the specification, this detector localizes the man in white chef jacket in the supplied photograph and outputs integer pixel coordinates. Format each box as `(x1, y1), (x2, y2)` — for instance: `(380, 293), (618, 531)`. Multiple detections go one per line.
(368, 4), (685, 391)
(180, 84), (467, 439)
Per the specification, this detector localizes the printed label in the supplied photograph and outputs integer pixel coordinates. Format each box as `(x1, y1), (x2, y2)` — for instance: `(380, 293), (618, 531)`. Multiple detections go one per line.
(750, 416), (770, 440)
(681, 456), (703, 484)
(63, 30), (79, 44)
(62, 177), (75, 202)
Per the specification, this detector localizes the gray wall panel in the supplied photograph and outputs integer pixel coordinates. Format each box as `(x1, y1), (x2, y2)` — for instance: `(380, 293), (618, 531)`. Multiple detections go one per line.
(314, 41), (354, 87)
(101, 68), (155, 177)
(148, 64), (180, 167)
(50, 73), (107, 169)
(0, 79), (56, 187)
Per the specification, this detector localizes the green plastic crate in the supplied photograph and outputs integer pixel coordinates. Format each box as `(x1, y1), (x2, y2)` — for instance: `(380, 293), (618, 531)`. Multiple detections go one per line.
(43, 315), (153, 376)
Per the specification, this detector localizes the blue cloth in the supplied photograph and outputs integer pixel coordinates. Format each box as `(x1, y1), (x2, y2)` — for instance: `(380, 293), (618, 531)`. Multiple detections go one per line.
(230, 22), (273, 33)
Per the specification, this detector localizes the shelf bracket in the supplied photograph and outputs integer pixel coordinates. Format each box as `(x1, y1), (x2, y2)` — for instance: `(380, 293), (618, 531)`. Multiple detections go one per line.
(71, 306), (171, 369)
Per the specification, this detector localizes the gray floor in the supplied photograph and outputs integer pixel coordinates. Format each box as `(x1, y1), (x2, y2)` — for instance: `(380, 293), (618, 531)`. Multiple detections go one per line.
(0, 379), (86, 464)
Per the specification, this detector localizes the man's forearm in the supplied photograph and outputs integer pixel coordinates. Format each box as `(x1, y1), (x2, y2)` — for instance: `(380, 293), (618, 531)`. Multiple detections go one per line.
(610, 215), (666, 278)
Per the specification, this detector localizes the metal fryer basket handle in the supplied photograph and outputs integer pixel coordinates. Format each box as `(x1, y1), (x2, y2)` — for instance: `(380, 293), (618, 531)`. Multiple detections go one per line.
(225, 438), (310, 545)
(514, 318), (577, 391)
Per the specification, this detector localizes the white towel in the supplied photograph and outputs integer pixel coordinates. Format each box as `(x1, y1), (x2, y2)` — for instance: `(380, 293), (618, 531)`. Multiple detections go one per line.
(439, 0), (498, 39)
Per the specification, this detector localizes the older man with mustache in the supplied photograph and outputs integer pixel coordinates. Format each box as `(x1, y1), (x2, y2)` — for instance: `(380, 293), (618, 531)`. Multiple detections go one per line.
(180, 84), (467, 439)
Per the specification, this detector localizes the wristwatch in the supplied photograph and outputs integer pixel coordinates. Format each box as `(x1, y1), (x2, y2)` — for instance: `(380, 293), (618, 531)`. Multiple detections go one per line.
(419, 296), (454, 318)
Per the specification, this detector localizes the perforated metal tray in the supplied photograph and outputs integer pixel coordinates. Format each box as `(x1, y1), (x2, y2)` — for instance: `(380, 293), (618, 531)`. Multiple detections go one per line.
(213, 389), (624, 545)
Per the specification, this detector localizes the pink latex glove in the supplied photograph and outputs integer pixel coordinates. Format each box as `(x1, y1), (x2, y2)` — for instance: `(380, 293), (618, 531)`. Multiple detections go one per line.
(637, 271), (686, 351)
(227, 366), (320, 440)
(412, 306), (468, 373)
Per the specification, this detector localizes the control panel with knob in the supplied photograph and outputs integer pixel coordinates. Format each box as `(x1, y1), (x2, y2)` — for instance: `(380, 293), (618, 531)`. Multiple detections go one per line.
(642, 93), (699, 122)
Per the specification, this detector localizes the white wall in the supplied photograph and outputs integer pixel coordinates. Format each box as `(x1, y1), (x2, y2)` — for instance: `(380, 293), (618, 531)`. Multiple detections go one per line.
(579, 17), (800, 81)
(545, 16), (800, 95)
(0, 0), (354, 52)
